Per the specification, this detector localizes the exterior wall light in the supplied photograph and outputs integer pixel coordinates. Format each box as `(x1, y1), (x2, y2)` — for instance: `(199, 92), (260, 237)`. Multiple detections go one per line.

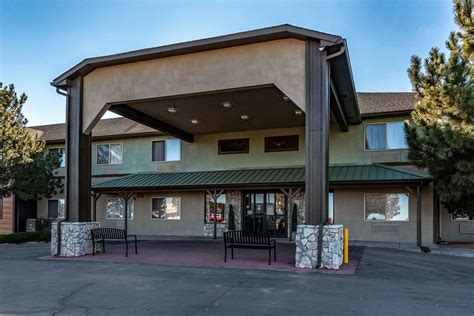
(240, 114), (249, 120)
(295, 109), (303, 115)
(222, 101), (232, 108)
(167, 106), (177, 113)
(283, 95), (290, 101)
(191, 119), (200, 125)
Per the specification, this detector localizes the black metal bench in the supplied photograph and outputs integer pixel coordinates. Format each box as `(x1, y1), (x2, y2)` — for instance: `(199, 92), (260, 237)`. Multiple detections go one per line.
(223, 231), (276, 265)
(91, 228), (137, 257)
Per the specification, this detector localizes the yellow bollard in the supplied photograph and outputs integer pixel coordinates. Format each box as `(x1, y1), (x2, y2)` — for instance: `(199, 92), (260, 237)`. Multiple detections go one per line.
(343, 228), (349, 264)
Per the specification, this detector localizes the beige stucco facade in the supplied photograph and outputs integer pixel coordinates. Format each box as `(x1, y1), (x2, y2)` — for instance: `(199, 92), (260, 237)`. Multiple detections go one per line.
(82, 39), (306, 133)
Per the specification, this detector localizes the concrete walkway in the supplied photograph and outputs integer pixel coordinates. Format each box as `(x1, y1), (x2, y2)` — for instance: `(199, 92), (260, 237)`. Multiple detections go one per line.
(350, 241), (474, 258)
(1, 243), (473, 315)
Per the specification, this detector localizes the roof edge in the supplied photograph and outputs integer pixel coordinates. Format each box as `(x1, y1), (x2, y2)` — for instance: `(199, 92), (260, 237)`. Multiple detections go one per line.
(52, 24), (342, 88)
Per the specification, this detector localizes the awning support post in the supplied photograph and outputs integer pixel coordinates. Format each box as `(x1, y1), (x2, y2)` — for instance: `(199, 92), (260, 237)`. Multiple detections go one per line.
(91, 192), (102, 222)
(119, 192), (134, 236)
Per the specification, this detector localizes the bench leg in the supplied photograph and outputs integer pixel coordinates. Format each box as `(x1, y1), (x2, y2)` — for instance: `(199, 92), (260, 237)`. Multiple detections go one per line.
(92, 240), (95, 256)
(231, 246), (234, 260)
(268, 248), (271, 265)
(224, 247), (227, 263)
(125, 240), (129, 257)
(134, 239), (138, 255)
(102, 239), (106, 254)
(274, 243), (277, 262)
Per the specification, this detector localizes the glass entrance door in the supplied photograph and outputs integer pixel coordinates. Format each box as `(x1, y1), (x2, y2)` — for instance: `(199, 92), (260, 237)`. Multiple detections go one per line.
(243, 192), (287, 236)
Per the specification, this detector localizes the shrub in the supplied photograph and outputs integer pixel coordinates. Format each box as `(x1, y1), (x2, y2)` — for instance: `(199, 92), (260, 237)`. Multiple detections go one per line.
(0, 231), (51, 244)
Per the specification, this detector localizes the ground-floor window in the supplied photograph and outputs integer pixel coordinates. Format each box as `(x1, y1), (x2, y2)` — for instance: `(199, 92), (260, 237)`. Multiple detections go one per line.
(48, 199), (65, 219)
(451, 212), (473, 221)
(364, 193), (409, 221)
(205, 193), (226, 223)
(106, 198), (134, 219)
(151, 197), (181, 220)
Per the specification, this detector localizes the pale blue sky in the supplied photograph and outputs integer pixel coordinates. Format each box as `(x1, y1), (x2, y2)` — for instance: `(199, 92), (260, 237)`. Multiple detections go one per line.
(1, 0), (456, 126)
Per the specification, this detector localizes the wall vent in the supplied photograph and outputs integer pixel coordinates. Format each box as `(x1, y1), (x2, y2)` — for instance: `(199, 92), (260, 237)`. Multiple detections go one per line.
(372, 152), (401, 163)
(372, 223), (401, 235)
(459, 224), (474, 234)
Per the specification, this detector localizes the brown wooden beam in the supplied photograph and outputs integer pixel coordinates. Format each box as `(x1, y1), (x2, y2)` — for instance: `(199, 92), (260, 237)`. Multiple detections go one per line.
(109, 104), (194, 143)
(330, 77), (348, 132)
(65, 76), (92, 222)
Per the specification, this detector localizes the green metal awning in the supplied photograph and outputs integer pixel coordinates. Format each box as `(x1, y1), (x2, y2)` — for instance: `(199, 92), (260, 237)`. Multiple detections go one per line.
(92, 164), (431, 192)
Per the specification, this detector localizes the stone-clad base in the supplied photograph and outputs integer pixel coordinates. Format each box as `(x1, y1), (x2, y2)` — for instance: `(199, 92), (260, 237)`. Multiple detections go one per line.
(295, 224), (343, 270)
(51, 222), (100, 257)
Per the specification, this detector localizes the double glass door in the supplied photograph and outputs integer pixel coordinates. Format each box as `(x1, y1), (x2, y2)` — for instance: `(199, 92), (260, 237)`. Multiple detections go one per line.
(243, 192), (287, 236)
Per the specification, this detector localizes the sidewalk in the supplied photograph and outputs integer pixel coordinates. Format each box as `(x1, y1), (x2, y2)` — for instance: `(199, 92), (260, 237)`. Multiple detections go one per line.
(350, 240), (474, 258)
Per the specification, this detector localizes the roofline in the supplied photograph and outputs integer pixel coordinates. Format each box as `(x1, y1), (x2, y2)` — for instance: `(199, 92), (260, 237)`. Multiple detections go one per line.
(361, 110), (412, 119)
(91, 178), (431, 193)
(51, 24), (342, 88)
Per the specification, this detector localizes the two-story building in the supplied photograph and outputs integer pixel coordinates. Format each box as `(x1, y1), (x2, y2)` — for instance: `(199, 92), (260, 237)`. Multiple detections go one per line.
(24, 92), (471, 244)
(2, 25), (471, 247)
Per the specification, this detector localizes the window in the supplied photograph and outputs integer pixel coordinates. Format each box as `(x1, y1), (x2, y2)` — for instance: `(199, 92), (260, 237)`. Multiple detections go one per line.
(264, 135), (299, 152)
(97, 144), (123, 165)
(152, 139), (181, 161)
(218, 139), (249, 155)
(47, 199), (65, 219)
(0, 195), (3, 219)
(106, 198), (134, 219)
(365, 193), (409, 221)
(365, 122), (408, 150)
(328, 192), (334, 224)
(205, 193), (226, 223)
(151, 197), (181, 220)
(49, 148), (66, 167)
(451, 212), (473, 221)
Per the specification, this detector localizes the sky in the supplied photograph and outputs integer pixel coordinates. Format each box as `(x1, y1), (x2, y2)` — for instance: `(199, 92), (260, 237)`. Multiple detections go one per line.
(1, 0), (456, 126)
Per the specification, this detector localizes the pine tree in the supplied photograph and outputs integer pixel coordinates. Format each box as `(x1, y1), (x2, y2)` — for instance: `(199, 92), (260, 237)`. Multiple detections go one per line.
(0, 83), (63, 200)
(405, 0), (474, 216)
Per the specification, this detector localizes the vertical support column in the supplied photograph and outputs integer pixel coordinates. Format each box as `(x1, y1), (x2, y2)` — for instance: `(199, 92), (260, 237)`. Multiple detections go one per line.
(305, 39), (330, 225)
(66, 76), (92, 222)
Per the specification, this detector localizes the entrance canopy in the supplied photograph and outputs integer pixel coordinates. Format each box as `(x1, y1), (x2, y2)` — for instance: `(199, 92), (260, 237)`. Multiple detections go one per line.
(92, 165), (432, 193)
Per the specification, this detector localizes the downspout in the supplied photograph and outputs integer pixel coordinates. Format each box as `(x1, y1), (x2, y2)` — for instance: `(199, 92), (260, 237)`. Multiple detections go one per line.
(54, 85), (69, 256)
(314, 40), (346, 269)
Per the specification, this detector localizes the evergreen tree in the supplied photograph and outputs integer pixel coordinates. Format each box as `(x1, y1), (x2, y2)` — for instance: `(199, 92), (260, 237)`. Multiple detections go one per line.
(0, 83), (63, 200)
(405, 0), (473, 215)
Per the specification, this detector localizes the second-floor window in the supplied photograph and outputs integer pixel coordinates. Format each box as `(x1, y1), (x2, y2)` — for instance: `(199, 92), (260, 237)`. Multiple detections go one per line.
(152, 139), (181, 161)
(49, 147), (66, 167)
(97, 144), (123, 165)
(365, 121), (408, 150)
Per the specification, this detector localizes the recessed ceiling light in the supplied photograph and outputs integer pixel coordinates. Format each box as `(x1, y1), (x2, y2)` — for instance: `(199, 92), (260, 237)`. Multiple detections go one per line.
(295, 109), (303, 115)
(191, 119), (200, 125)
(240, 114), (249, 120)
(222, 101), (232, 109)
(283, 95), (290, 101)
(167, 106), (177, 113)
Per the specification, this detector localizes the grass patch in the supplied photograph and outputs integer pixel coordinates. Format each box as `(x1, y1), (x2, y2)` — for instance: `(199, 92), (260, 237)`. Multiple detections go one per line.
(0, 231), (51, 244)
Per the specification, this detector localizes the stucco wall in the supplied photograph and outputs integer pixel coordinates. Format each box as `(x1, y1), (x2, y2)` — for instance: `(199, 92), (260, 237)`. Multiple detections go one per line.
(82, 38), (306, 133)
(440, 206), (474, 242)
(333, 186), (434, 244)
(329, 116), (410, 165)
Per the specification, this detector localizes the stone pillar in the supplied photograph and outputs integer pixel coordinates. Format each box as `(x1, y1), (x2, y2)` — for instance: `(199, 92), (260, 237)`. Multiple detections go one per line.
(51, 222), (100, 257)
(295, 224), (343, 270)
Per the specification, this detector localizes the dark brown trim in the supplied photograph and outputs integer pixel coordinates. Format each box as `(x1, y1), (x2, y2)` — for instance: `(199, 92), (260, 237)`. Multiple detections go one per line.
(109, 104), (194, 143)
(361, 110), (412, 119)
(329, 77), (348, 132)
(52, 24), (341, 88)
(92, 173), (131, 178)
(44, 132), (166, 146)
(264, 135), (299, 153)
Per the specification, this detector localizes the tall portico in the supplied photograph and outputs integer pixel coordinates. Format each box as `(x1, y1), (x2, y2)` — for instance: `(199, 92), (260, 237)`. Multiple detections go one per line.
(52, 25), (360, 237)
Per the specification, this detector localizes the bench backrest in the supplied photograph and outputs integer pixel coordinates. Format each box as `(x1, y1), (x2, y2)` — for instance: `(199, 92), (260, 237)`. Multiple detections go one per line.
(91, 228), (126, 239)
(224, 231), (270, 245)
